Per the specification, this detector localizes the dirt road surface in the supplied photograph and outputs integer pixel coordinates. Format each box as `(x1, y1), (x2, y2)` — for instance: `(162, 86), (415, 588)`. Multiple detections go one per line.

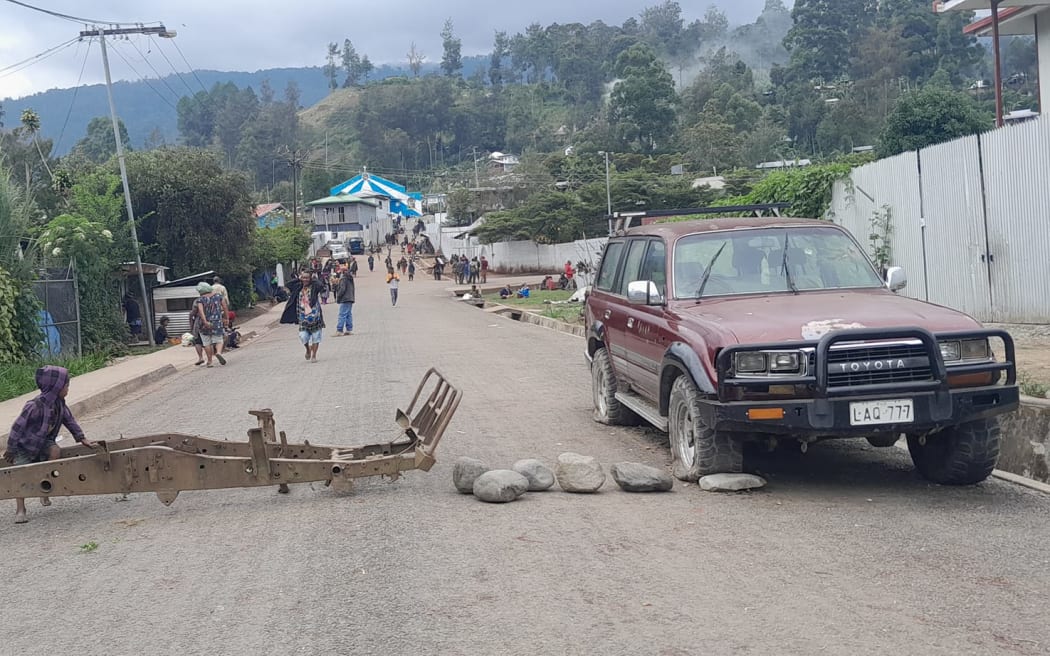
(3, 271), (1050, 656)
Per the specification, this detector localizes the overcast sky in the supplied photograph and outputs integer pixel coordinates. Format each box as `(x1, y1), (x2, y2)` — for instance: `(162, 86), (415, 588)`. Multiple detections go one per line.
(0, 0), (769, 100)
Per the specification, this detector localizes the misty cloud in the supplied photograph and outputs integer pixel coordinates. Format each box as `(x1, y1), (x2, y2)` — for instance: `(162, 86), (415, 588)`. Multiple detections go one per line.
(1, 0), (774, 100)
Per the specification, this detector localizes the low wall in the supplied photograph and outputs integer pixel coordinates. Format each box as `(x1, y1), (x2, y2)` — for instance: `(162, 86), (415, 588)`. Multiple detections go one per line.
(998, 398), (1050, 483)
(444, 237), (607, 275)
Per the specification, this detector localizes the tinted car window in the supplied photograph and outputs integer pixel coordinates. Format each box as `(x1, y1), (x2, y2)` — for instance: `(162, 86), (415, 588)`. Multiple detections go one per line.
(639, 240), (667, 296)
(618, 239), (649, 296)
(595, 241), (625, 292)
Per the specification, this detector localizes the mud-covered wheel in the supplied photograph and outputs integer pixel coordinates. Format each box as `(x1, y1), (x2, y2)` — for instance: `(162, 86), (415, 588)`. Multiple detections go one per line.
(906, 418), (1000, 485)
(866, 434), (901, 448)
(667, 375), (742, 482)
(591, 347), (638, 426)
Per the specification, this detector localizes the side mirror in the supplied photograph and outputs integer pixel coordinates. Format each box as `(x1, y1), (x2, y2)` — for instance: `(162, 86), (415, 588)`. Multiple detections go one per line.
(627, 280), (665, 306)
(886, 266), (907, 292)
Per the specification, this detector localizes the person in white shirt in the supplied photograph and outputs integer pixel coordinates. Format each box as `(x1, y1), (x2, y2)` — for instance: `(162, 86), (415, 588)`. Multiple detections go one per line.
(387, 271), (400, 306)
(211, 276), (229, 301)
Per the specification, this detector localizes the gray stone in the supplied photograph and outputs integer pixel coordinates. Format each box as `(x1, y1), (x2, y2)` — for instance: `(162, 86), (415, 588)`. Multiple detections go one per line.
(611, 462), (674, 492)
(555, 452), (606, 493)
(698, 473), (767, 492)
(472, 470), (530, 503)
(512, 459), (556, 491)
(453, 457), (489, 494)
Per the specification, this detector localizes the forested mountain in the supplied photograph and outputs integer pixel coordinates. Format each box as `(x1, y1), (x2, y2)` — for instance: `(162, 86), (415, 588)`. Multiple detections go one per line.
(0, 59), (489, 154)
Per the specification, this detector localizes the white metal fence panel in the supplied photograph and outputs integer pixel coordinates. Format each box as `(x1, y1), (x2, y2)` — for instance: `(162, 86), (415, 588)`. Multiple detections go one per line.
(835, 152), (925, 299)
(916, 135), (993, 320)
(980, 119), (1050, 322)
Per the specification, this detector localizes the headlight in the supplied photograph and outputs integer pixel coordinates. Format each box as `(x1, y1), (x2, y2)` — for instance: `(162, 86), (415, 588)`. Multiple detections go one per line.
(940, 339), (991, 363)
(939, 341), (961, 362)
(770, 351), (801, 373)
(960, 338), (990, 360)
(735, 352), (768, 373)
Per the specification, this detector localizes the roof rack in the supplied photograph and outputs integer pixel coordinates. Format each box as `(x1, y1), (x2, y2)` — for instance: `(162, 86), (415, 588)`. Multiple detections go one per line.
(605, 203), (792, 236)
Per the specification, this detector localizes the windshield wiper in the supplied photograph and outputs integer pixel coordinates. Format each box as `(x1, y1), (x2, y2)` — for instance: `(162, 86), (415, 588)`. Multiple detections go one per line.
(782, 232), (799, 295)
(695, 241), (728, 303)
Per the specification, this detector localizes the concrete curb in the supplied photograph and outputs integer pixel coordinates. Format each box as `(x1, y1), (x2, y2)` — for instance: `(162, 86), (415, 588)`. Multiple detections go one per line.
(891, 441), (1050, 495)
(66, 364), (176, 418)
(488, 303), (585, 338)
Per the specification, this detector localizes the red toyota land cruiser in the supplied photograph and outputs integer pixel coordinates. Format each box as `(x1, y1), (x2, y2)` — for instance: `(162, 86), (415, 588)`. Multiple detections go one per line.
(584, 217), (1018, 485)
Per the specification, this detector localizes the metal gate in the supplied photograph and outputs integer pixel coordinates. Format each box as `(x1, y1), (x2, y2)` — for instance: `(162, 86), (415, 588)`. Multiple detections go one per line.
(32, 261), (82, 358)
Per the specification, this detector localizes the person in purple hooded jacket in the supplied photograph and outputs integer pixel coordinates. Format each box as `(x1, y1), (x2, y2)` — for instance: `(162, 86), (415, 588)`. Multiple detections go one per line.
(4, 366), (95, 523)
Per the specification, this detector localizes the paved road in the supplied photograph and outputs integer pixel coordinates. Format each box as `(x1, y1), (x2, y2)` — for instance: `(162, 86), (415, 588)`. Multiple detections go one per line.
(3, 270), (1050, 656)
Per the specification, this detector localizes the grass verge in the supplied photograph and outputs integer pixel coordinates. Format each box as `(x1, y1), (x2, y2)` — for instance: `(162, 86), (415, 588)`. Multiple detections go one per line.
(486, 290), (584, 324)
(0, 352), (110, 403)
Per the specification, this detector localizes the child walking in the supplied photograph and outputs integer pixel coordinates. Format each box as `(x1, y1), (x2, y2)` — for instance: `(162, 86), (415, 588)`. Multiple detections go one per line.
(4, 366), (95, 523)
(387, 270), (400, 306)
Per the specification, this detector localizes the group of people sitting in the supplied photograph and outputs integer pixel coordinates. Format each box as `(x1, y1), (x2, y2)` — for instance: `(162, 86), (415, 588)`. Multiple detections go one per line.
(498, 283), (532, 299)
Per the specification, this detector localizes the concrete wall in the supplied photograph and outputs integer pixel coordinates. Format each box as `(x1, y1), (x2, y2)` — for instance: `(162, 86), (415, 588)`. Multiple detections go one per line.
(444, 237), (608, 276)
(998, 399), (1050, 483)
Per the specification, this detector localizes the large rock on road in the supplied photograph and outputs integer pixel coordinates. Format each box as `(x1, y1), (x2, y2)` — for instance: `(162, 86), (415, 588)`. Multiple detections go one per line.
(555, 452), (606, 493)
(611, 462), (674, 492)
(472, 470), (530, 503)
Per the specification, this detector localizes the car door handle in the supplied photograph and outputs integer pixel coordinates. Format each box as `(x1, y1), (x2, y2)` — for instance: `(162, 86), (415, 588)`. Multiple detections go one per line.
(627, 318), (635, 329)
(604, 309), (611, 320)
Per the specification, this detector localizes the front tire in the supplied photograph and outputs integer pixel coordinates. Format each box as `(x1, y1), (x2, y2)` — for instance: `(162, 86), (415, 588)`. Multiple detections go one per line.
(591, 347), (638, 426)
(667, 375), (742, 481)
(906, 418), (1000, 485)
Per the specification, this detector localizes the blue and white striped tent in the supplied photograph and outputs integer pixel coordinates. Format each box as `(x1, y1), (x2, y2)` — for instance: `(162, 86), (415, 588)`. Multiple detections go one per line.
(331, 171), (409, 201)
(330, 171), (420, 217)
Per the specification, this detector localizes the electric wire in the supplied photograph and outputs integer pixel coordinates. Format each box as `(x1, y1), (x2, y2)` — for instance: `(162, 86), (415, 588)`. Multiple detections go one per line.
(108, 40), (178, 110)
(1, 0), (155, 26)
(149, 35), (198, 97)
(127, 36), (184, 105)
(54, 37), (93, 153)
(169, 38), (209, 94)
(0, 36), (78, 77)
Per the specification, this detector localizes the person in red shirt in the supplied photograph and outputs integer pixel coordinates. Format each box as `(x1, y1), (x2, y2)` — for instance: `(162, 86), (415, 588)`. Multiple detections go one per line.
(480, 255), (490, 283)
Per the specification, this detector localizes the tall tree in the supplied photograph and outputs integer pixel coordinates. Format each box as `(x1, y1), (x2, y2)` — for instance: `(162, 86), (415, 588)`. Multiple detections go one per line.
(324, 42), (339, 91)
(609, 44), (677, 153)
(341, 39), (361, 87)
(407, 42), (425, 77)
(72, 116), (131, 164)
(784, 0), (876, 81)
(490, 31), (511, 87)
(440, 19), (463, 77)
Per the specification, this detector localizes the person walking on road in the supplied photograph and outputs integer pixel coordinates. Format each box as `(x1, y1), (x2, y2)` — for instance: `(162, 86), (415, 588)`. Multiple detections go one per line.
(281, 271), (325, 362)
(5, 365), (97, 523)
(334, 268), (356, 336)
(387, 270), (400, 307)
(194, 282), (229, 368)
(367, 254), (375, 272)
(407, 260), (416, 281)
(480, 255), (489, 283)
(211, 276), (229, 302)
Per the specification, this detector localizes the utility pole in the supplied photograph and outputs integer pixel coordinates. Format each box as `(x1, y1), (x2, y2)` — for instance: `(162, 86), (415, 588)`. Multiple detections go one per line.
(599, 151), (612, 236)
(471, 147), (480, 188)
(279, 147), (306, 226)
(81, 24), (176, 347)
(990, 0), (1005, 127)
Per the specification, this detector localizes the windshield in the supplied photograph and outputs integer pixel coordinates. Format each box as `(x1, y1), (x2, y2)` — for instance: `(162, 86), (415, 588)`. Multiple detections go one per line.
(673, 226), (883, 299)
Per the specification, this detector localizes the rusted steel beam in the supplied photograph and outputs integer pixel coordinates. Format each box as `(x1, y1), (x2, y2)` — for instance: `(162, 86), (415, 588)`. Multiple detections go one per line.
(0, 368), (460, 507)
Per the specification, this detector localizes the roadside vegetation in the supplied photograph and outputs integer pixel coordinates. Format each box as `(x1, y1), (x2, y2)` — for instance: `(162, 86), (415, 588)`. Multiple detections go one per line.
(487, 290), (584, 325)
(0, 352), (109, 403)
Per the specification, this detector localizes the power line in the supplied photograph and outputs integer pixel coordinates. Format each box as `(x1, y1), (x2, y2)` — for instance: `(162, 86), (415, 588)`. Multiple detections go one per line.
(169, 38), (209, 94)
(1, 0), (153, 26)
(126, 37), (184, 105)
(0, 36), (78, 77)
(107, 41), (178, 110)
(54, 37), (93, 153)
(150, 36), (198, 97)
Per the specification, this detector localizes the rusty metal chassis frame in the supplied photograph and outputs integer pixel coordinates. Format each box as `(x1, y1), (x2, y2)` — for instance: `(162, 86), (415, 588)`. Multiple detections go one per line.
(0, 368), (460, 506)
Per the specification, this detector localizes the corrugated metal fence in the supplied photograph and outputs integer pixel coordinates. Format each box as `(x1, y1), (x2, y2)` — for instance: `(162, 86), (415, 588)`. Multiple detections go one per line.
(830, 117), (1050, 323)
